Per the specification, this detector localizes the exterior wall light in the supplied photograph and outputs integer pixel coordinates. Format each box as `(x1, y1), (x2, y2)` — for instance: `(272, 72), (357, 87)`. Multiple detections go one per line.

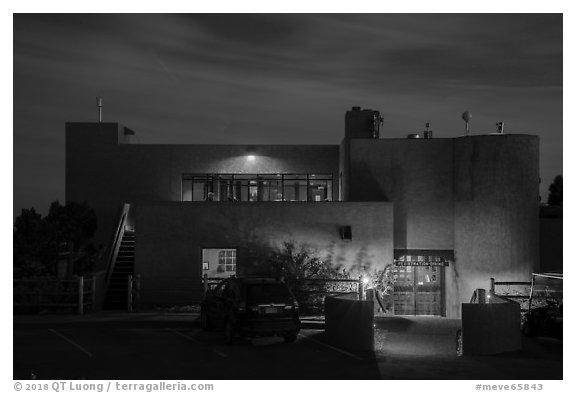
(247, 155), (256, 161)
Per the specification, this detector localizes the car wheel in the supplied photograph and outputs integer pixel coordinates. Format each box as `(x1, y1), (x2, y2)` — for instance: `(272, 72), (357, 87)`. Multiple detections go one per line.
(284, 332), (298, 343)
(200, 309), (213, 331)
(224, 319), (236, 345)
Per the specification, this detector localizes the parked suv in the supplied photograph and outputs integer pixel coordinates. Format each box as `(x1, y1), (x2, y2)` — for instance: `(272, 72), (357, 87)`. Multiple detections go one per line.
(200, 277), (301, 344)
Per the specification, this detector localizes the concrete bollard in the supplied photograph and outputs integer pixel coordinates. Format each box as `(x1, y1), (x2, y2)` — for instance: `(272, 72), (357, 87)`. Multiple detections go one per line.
(325, 294), (374, 351)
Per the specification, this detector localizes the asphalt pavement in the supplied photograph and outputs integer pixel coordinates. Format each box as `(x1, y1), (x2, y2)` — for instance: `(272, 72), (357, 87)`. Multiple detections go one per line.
(13, 312), (563, 380)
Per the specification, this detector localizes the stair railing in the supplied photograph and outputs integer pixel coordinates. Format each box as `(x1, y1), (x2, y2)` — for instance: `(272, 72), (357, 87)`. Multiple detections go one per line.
(104, 203), (131, 293)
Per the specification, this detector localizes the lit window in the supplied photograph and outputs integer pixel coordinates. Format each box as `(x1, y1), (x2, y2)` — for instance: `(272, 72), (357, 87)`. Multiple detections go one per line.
(182, 173), (333, 202)
(218, 249), (236, 273)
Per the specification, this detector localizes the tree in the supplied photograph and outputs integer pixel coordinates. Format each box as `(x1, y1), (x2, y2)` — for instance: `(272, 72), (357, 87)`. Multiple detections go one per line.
(13, 201), (98, 278)
(547, 175), (562, 206)
(46, 201), (97, 253)
(13, 208), (55, 277)
(370, 264), (398, 314)
(268, 241), (341, 280)
(246, 241), (348, 315)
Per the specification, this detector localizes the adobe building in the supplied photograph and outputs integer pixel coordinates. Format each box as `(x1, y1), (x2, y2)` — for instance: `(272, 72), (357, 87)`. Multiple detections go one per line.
(65, 106), (540, 318)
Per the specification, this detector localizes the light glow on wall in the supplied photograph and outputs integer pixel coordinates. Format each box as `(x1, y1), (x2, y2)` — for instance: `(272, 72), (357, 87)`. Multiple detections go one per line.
(246, 155), (256, 161)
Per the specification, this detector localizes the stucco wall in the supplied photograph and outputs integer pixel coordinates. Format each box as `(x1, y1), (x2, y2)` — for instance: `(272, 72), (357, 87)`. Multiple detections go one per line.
(348, 138), (455, 250)
(134, 201), (393, 307)
(65, 123), (340, 253)
(339, 138), (350, 202)
(66, 123), (541, 318)
(65, 123), (133, 261)
(453, 135), (540, 318)
(346, 135), (539, 318)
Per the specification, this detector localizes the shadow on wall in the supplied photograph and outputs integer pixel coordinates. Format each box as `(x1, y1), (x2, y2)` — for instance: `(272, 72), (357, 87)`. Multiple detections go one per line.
(348, 246), (375, 277)
(445, 260), (462, 318)
(242, 240), (346, 279)
(235, 229), (275, 277)
(236, 236), (377, 281)
(351, 161), (389, 202)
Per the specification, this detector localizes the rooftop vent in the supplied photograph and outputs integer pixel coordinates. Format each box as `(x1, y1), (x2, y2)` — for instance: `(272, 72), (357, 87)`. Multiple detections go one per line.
(423, 122), (433, 139)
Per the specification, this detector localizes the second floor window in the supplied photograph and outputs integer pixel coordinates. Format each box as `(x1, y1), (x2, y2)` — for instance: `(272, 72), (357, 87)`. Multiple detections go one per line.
(182, 173), (333, 202)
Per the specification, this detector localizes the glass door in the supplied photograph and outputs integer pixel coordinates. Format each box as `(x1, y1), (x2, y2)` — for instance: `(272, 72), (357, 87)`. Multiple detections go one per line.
(393, 265), (443, 316)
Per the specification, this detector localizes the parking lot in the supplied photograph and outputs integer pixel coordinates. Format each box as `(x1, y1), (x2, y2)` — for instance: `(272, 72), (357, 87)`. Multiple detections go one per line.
(13, 313), (563, 380)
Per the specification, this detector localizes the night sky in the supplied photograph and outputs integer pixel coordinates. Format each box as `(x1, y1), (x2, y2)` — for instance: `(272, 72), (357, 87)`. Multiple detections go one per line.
(13, 13), (563, 217)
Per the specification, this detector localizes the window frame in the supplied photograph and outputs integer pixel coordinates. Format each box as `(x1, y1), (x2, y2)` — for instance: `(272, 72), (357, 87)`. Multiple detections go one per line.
(182, 173), (334, 202)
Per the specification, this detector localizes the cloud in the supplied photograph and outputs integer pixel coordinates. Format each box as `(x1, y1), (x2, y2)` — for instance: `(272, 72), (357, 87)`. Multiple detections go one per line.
(12, 13), (563, 216)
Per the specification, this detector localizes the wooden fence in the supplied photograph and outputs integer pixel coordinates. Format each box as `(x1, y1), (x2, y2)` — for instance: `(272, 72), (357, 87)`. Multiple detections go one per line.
(14, 276), (97, 314)
(490, 277), (532, 312)
(288, 277), (361, 315)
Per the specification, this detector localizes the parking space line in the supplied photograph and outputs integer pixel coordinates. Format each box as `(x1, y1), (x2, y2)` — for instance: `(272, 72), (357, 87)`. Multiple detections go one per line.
(298, 333), (363, 361)
(48, 329), (93, 358)
(165, 328), (228, 358)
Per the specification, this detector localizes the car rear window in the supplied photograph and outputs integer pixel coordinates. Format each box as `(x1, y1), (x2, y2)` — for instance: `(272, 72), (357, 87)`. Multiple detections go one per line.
(247, 283), (293, 304)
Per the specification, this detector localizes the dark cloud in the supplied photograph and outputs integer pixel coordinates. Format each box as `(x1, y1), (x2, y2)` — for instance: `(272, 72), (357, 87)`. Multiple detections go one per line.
(373, 44), (562, 88)
(181, 14), (305, 46)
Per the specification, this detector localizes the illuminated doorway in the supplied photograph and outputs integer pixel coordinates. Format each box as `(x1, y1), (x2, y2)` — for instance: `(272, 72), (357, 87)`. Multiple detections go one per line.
(393, 265), (444, 316)
(392, 250), (451, 316)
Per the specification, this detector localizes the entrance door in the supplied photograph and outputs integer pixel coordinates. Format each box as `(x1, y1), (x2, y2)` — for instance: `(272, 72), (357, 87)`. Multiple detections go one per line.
(393, 265), (443, 316)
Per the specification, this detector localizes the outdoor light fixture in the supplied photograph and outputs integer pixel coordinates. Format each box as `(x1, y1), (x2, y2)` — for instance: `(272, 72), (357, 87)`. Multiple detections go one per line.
(246, 155), (256, 161)
(362, 277), (370, 285)
(339, 225), (352, 240)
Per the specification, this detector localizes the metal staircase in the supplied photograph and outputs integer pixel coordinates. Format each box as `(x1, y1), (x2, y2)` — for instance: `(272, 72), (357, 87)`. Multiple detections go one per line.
(103, 230), (135, 309)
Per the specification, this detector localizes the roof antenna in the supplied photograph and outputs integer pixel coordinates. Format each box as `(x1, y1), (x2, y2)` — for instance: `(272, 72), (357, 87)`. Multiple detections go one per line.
(96, 96), (103, 122)
(462, 111), (472, 136)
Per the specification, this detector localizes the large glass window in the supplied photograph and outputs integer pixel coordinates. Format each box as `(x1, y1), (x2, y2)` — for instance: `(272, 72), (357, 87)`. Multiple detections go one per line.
(182, 175), (216, 201)
(233, 175), (256, 202)
(283, 174), (308, 201)
(259, 175), (283, 201)
(182, 174), (333, 202)
(308, 174), (333, 202)
(218, 175), (235, 201)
